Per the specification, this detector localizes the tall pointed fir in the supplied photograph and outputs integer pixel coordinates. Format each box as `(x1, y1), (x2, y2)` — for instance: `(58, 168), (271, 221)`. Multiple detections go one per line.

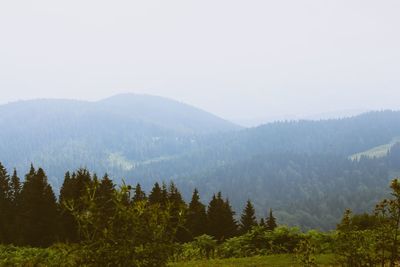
(96, 173), (116, 228)
(240, 200), (257, 234)
(10, 169), (21, 203)
(185, 188), (207, 240)
(207, 192), (238, 241)
(0, 162), (12, 244)
(266, 209), (277, 231)
(167, 182), (188, 242)
(19, 166), (58, 247)
(59, 169), (93, 242)
(148, 182), (163, 206)
(9, 169), (21, 244)
(132, 183), (146, 203)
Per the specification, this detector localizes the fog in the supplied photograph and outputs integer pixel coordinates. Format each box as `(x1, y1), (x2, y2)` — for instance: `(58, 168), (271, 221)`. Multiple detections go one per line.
(0, 0), (399, 126)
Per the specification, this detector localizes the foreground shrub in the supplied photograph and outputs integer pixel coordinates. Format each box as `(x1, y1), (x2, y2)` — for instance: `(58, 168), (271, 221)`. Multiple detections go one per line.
(66, 183), (179, 267)
(0, 244), (78, 267)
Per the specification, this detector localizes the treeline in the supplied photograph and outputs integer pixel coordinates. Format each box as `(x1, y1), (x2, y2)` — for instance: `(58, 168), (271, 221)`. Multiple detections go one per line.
(0, 162), (277, 247)
(3, 159), (400, 266)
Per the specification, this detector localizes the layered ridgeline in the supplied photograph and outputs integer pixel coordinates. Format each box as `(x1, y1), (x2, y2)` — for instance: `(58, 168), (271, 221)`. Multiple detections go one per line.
(1, 94), (400, 229)
(129, 110), (400, 230)
(0, 94), (240, 188)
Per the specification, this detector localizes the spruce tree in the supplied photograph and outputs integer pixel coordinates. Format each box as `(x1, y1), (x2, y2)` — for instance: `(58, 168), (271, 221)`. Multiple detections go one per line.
(148, 182), (163, 206)
(10, 169), (21, 203)
(185, 188), (207, 239)
(0, 162), (12, 243)
(240, 200), (257, 234)
(9, 168), (21, 244)
(167, 182), (188, 242)
(59, 169), (93, 242)
(96, 174), (116, 226)
(132, 183), (146, 203)
(59, 171), (78, 242)
(266, 209), (277, 231)
(19, 166), (58, 247)
(207, 192), (238, 241)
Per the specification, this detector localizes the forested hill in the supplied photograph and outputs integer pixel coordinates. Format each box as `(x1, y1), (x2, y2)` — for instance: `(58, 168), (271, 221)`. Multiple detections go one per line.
(1, 97), (400, 229)
(0, 94), (239, 188)
(129, 111), (400, 229)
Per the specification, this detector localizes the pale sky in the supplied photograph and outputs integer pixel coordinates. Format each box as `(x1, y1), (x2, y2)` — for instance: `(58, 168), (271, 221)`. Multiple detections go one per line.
(1, 0), (399, 125)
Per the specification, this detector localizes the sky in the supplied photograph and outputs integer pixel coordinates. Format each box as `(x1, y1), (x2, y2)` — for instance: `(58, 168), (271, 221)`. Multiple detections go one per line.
(0, 0), (399, 126)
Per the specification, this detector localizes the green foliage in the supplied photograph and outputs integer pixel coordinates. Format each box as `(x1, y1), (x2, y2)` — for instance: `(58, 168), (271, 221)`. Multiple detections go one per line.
(185, 189), (207, 240)
(18, 166), (58, 247)
(0, 162), (13, 244)
(333, 178), (400, 266)
(239, 200), (257, 234)
(0, 244), (79, 267)
(265, 209), (277, 231)
(294, 238), (317, 267)
(132, 183), (146, 203)
(206, 192), (238, 242)
(66, 182), (178, 267)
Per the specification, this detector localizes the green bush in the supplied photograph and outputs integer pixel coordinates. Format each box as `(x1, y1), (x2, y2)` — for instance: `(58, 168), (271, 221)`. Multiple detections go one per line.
(0, 244), (78, 267)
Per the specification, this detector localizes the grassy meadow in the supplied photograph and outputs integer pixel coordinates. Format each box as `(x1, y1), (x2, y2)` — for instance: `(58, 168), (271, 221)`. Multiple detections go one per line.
(169, 254), (335, 267)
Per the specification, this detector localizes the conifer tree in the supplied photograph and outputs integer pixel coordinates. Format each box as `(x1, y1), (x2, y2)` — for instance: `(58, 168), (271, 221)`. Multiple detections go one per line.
(96, 174), (116, 226)
(185, 188), (207, 239)
(132, 183), (146, 203)
(240, 200), (257, 234)
(259, 218), (266, 227)
(149, 182), (163, 206)
(59, 169), (93, 242)
(266, 208), (277, 231)
(167, 182), (188, 242)
(207, 192), (238, 241)
(19, 166), (58, 247)
(59, 172), (78, 242)
(0, 162), (12, 243)
(9, 168), (21, 244)
(161, 182), (168, 206)
(10, 169), (21, 203)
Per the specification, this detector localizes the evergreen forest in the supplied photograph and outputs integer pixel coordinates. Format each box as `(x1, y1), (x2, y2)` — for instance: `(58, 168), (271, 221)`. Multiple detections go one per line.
(1, 162), (400, 266)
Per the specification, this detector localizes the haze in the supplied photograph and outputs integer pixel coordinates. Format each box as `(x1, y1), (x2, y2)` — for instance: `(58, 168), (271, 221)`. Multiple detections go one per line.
(1, 0), (399, 126)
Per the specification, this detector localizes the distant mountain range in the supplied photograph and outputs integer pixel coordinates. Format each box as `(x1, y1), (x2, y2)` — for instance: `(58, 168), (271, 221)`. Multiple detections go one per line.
(0, 94), (239, 188)
(1, 94), (400, 230)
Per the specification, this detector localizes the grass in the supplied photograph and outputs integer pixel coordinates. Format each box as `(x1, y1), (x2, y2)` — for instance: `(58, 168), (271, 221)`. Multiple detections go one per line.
(169, 254), (335, 267)
(350, 137), (400, 161)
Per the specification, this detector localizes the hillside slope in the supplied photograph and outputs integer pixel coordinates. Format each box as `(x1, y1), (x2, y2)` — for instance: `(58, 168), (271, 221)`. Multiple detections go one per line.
(0, 94), (239, 187)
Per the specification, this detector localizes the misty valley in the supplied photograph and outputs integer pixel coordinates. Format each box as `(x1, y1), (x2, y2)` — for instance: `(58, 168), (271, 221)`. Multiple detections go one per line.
(0, 95), (400, 266)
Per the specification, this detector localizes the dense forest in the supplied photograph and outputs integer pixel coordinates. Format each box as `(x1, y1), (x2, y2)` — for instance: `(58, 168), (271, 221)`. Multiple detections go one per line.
(1, 96), (400, 229)
(2, 162), (400, 266)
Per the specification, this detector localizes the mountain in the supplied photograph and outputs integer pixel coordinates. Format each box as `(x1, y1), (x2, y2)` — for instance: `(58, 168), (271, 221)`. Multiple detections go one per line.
(0, 94), (240, 188)
(1, 95), (400, 230)
(128, 111), (400, 229)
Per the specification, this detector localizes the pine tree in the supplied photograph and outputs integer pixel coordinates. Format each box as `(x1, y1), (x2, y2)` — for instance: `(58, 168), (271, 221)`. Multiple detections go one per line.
(10, 169), (21, 203)
(240, 200), (257, 234)
(96, 174), (116, 226)
(19, 166), (58, 247)
(207, 192), (238, 241)
(167, 182), (188, 242)
(0, 162), (12, 243)
(59, 172), (78, 242)
(132, 183), (146, 203)
(9, 168), (21, 244)
(59, 169), (94, 242)
(266, 209), (277, 231)
(259, 218), (266, 227)
(185, 188), (207, 240)
(148, 182), (163, 206)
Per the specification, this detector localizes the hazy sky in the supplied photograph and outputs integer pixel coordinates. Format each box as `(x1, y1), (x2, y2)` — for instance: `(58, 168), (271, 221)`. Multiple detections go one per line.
(1, 0), (399, 125)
